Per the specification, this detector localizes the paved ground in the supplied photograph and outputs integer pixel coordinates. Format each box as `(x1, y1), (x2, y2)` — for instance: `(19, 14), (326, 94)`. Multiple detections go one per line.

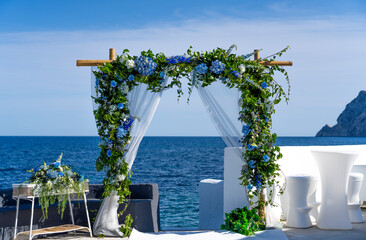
(283, 209), (366, 240)
(34, 209), (366, 240)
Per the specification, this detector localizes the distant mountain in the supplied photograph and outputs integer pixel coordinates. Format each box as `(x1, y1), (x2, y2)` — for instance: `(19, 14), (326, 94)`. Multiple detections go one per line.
(316, 91), (366, 137)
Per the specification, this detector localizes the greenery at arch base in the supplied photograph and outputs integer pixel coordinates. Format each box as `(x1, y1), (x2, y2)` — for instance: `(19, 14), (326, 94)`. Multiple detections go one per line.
(92, 45), (290, 235)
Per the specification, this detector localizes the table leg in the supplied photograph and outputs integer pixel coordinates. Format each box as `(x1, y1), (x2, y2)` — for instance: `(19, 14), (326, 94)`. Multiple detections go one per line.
(83, 192), (93, 237)
(29, 197), (35, 240)
(68, 194), (75, 225)
(14, 197), (20, 240)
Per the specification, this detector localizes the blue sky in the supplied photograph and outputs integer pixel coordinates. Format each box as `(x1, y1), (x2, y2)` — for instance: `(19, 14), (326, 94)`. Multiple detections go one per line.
(1, 0), (366, 136)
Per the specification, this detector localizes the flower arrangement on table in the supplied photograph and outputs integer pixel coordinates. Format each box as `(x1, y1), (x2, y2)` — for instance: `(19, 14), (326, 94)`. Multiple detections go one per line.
(26, 153), (86, 218)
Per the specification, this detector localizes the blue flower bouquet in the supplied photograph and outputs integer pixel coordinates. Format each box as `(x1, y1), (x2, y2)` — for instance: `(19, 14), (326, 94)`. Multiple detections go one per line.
(26, 153), (87, 218)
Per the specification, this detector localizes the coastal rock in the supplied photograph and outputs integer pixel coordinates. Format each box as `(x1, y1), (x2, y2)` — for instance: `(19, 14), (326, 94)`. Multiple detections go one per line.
(316, 90), (366, 137)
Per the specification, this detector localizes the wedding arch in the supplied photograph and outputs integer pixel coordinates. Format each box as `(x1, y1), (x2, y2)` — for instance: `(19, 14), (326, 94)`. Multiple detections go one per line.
(77, 45), (292, 236)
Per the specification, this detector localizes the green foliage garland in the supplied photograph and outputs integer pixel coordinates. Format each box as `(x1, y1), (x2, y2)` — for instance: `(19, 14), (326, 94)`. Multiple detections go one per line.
(92, 45), (290, 228)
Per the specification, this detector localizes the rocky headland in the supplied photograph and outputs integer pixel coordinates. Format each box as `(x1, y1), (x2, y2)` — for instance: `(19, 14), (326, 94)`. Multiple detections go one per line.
(316, 90), (366, 137)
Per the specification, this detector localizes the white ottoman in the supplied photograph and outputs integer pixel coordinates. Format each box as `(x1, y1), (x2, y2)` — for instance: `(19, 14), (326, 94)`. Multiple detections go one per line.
(348, 172), (364, 223)
(308, 177), (321, 223)
(352, 165), (366, 202)
(286, 175), (313, 228)
(199, 179), (224, 230)
(280, 176), (319, 223)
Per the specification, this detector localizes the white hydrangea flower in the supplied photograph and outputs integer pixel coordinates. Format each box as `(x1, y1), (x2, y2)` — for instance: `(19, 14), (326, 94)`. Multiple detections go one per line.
(110, 105), (117, 112)
(126, 59), (136, 69)
(238, 64), (246, 74)
(116, 174), (125, 181)
(119, 53), (129, 63)
(123, 85), (129, 94)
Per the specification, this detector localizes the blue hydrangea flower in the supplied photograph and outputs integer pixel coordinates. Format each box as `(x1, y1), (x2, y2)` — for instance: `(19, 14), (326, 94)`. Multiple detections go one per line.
(231, 70), (240, 78)
(265, 116), (268, 122)
(247, 144), (255, 151)
(117, 103), (124, 109)
(261, 82), (267, 89)
(122, 117), (134, 130)
(107, 150), (112, 157)
(160, 71), (165, 78)
(166, 56), (178, 64)
(52, 162), (60, 168)
(247, 183), (253, 190)
(101, 74), (108, 80)
(128, 74), (134, 81)
(248, 160), (256, 169)
(47, 170), (58, 179)
(110, 80), (117, 87)
(242, 125), (251, 136)
(263, 155), (269, 163)
(166, 55), (191, 64)
(115, 74), (122, 81)
(135, 56), (157, 76)
(255, 175), (262, 191)
(102, 96), (107, 101)
(209, 60), (226, 74)
(117, 127), (127, 138)
(58, 172), (64, 177)
(256, 181), (262, 191)
(95, 79), (99, 87)
(196, 63), (208, 74)
(106, 139), (113, 149)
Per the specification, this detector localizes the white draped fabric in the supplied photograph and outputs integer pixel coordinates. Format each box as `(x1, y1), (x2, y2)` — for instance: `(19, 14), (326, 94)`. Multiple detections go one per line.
(91, 67), (168, 236)
(194, 78), (243, 159)
(195, 77), (282, 228)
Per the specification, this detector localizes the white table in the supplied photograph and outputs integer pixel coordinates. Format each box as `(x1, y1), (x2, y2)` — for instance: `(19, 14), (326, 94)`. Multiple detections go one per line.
(311, 150), (358, 230)
(12, 181), (92, 240)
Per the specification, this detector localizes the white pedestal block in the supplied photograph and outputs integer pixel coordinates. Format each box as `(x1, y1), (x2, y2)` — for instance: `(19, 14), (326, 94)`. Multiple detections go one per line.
(199, 179), (223, 230)
(224, 147), (250, 217)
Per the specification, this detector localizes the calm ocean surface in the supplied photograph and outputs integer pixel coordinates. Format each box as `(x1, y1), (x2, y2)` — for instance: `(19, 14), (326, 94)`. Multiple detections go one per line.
(1, 136), (366, 228)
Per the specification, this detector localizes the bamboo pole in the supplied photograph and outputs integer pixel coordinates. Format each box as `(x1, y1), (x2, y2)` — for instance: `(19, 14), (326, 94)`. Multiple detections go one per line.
(254, 49), (260, 61)
(109, 48), (115, 61)
(254, 49), (267, 222)
(76, 48), (293, 66)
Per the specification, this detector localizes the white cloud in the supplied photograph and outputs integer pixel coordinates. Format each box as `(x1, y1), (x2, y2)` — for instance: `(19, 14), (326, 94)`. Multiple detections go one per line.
(0, 16), (365, 136)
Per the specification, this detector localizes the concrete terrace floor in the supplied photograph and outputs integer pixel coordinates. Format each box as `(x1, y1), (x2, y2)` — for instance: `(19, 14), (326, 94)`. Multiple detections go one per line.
(33, 209), (366, 240)
(282, 209), (366, 240)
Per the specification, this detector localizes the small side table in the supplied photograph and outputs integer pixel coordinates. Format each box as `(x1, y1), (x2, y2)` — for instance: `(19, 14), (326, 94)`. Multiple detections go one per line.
(12, 180), (93, 240)
(311, 150), (358, 230)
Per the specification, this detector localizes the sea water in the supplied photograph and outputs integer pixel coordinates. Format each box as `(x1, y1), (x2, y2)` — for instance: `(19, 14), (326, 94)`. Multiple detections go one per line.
(1, 136), (366, 228)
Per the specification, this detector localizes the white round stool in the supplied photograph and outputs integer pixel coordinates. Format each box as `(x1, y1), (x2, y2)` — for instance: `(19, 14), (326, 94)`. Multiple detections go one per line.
(348, 172), (364, 223)
(307, 177), (321, 223)
(286, 175), (313, 228)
